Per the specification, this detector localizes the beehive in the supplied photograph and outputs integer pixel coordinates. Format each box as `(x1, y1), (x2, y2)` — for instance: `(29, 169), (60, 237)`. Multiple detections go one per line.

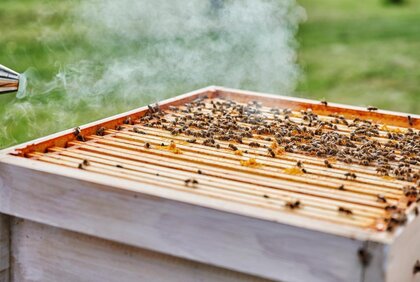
(0, 86), (419, 282)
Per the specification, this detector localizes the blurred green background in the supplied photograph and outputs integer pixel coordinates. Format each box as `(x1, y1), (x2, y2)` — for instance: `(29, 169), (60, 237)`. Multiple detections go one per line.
(0, 0), (419, 148)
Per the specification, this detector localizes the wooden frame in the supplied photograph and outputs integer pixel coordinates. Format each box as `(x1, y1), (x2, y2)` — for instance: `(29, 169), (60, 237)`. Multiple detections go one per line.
(0, 86), (419, 282)
(10, 218), (270, 282)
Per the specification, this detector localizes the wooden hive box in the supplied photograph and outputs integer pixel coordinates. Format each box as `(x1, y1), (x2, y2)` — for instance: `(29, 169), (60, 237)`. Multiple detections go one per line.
(0, 86), (419, 282)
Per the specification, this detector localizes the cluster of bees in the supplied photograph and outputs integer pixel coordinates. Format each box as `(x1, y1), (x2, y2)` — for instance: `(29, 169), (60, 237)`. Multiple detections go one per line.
(86, 96), (418, 231)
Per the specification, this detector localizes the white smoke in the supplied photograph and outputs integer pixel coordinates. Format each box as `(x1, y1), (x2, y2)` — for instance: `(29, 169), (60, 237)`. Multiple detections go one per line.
(0, 0), (305, 149)
(78, 0), (304, 94)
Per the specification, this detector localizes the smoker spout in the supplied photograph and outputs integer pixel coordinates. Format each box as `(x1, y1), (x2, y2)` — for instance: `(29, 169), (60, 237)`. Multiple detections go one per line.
(0, 64), (21, 94)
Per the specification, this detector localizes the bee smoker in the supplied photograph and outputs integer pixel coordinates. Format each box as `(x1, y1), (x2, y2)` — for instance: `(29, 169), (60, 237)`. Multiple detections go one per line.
(0, 64), (25, 95)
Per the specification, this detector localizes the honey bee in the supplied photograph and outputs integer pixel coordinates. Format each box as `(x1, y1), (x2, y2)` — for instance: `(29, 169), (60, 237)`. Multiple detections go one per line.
(73, 127), (86, 141)
(414, 260), (420, 274)
(73, 127), (81, 136)
(249, 142), (260, 148)
(133, 127), (146, 134)
(367, 106), (378, 112)
(338, 206), (353, 215)
(407, 115), (415, 127)
(376, 194), (387, 203)
(344, 172), (357, 180)
(358, 248), (371, 267)
(96, 127), (106, 136)
(285, 200), (301, 209)
(147, 104), (154, 113)
(324, 160), (333, 168)
(338, 184), (345, 190)
(203, 138), (216, 147)
(116, 164), (124, 168)
(76, 135), (86, 142)
(320, 100), (328, 106)
(267, 148), (275, 158)
(169, 106), (179, 112)
(184, 178), (199, 188)
(229, 143), (239, 151)
(360, 159), (370, 166)
(124, 117), (132, 125)
(82, 159), (90, 166)
(144, 142), (151, 149)
(384, 204), (397, 212)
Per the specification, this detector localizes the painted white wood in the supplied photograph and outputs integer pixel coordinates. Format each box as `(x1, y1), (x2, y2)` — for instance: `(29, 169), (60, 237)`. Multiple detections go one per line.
(386, 213), (420, 282)
(0, 154), (389, 244)
(0, 214), (10, 282)
(0, 161), (369, 282)
(361, 241), (386, 282)
(11, 218), (271, 282)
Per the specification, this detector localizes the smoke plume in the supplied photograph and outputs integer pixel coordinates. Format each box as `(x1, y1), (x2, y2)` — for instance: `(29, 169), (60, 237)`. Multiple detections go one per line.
(0, 0), (305, 149)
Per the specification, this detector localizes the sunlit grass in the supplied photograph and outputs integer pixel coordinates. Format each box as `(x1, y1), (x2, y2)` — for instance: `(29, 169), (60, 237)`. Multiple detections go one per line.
(297, 0), (420, 113)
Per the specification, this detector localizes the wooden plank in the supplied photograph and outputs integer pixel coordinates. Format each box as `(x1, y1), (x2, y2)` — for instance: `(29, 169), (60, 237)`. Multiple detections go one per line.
(0, 214), (10, 282)
(99, 129), (405, 191)
(0, 158), (379, 282)
(214, 87), (420, 128)
(27, 153), (380, 227)
(43, 148), (389, 218)
(11, 219), (271, 282)
(118, 125), (416, 174)
(1, 86), (218, 156)
(2, 85), (418, 158)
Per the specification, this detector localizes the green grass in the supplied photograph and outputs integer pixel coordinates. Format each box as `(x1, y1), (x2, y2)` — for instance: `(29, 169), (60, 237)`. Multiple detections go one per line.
(296, 0), (420, 113)
(1, 0), (420, 149)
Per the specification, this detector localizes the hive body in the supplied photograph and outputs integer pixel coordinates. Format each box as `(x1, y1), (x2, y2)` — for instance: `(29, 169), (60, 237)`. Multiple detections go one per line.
(0, 86), (419, 282)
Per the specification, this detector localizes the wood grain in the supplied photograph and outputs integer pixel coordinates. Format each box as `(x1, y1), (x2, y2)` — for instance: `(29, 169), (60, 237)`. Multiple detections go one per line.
(0, 160), (374, 282)
(11, 218), (271, 282)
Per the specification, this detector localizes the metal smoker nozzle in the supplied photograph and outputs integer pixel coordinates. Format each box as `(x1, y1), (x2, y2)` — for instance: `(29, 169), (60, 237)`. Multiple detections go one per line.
(0, 64), (23, 95)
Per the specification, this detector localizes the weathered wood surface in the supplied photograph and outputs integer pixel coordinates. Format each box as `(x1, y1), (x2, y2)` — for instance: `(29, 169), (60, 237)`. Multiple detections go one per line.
(0, 160), (373, 282)
(0, 214), (10, 282)
(11, 218), (271, 282)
